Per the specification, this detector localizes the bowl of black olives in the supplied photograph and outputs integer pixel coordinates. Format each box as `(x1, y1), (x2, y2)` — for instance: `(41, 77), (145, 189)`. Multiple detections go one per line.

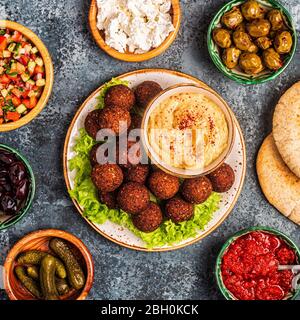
(0, 144), (35, 230)
(207, 0), (297, 84)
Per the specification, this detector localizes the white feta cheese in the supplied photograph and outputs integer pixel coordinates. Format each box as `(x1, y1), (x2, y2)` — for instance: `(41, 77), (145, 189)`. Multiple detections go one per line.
(96, 0), (175, 54)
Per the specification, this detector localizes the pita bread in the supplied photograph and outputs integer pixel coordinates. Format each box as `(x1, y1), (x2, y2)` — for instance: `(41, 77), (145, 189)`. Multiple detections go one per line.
(257, 134), (300, 225)
(273, 81), (300, 178)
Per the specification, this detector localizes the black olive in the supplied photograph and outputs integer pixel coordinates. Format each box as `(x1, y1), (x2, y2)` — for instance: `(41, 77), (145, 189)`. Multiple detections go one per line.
(0, 151), (17, 165)
(9, 162), (26, 185)
(0, 194), (17, 215)
(0, 177), (12, 193)
(16, 179), (29, 201)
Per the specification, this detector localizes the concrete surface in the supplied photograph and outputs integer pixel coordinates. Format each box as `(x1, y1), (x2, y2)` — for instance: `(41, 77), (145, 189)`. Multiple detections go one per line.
(0, 0), (299, 300)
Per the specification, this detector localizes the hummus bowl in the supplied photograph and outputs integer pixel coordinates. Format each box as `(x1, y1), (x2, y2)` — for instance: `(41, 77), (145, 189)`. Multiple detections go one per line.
(141, 84), (235, 178)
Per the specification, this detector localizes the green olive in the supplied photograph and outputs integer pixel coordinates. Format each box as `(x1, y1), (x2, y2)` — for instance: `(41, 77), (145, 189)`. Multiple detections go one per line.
(241, 0), (265, 21)
(221, 7), (244, 30)
(263, 48), (282, 70)
(256, 36), (272, 50)
(268, 9), (284, 31)
(274, 31), (293, 54)
(213, 28), (232, 48)
(236, 23), (246, 33)
(247, 43), (259, 53)
(247, 19), (271, 37)
(222, 47), (241, 69)
(239, 53), (264, 74)
(233, 30), (253, 51)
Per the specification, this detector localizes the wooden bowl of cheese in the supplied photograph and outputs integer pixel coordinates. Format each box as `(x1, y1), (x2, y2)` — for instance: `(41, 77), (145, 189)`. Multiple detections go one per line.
(89, 0), (181, 62)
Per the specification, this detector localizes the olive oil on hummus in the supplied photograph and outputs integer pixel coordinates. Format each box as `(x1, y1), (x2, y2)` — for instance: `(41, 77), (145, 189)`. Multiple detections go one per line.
(147, 92), (229, 171)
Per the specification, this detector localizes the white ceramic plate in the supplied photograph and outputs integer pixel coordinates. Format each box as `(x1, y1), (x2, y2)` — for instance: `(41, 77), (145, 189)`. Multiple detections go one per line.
(63, 69), (246, 251)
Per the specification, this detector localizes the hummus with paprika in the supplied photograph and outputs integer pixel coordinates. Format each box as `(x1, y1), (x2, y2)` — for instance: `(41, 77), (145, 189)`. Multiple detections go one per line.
(147, 92), (229, 170)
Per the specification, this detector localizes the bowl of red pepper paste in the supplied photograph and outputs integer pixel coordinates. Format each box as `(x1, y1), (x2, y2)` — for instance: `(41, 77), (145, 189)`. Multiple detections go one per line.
(216, 227), (300, 300)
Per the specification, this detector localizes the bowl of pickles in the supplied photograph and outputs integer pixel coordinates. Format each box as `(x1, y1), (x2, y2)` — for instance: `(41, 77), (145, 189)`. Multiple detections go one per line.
(3, 229), (94, 300)
(207, 0), (297, 84)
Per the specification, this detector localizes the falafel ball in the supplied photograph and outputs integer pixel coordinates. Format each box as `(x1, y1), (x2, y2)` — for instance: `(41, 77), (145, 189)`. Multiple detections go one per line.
(84, 109), (101, 139)
(134, 81), (163, 109)
(98, 191), (117, 209)
(148, 170), (180, 200)
(181, 177), (212, 204)
(165, 197), (194, 223)
(104, 85), (135, 111)
(132, 202), (163, 232)
(208, 163), (235, 193)
(90, 144), (101, 167)
(91, 164), (123, 192)
(125, 164), (149, 184)
(117, 182), (150, 215)
(129, 113), (142, 131)
(98, 106), (131, 135)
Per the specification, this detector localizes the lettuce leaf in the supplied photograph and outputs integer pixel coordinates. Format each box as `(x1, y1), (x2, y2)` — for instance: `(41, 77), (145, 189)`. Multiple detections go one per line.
(69, 79), (221, 248)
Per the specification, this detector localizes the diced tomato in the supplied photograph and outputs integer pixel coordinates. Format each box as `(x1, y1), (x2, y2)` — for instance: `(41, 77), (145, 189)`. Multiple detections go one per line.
(12, 31), (22, 43)
(22, 99), (30, 109)
(0, 107), (3, 117)
(11, 88), (22, 98)
(0, 118), (3, 124)
(12, 95), (21, 107)
(30, 53), (37, 60)
(19, 55), (29, 66)
(0, 36), (7, 51)
(34, 65), (44, 75)
(6, 111), (21, 122)
(29, 96), (37, 109)
(0, 74), (10, 84)
(21, 41), (29, 48)
(21, 90), (30, 98)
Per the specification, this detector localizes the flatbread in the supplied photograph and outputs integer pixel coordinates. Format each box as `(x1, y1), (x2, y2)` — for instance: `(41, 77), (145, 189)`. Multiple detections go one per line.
(273, 81), (300, 178)
(257, 134), (300, 225)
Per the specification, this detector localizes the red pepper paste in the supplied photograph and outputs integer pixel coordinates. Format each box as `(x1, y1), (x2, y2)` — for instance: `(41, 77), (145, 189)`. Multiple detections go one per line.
(221, 231), (297, 300)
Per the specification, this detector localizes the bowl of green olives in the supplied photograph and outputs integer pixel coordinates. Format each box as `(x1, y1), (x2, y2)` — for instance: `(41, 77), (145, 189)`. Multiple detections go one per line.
(207, 0), (297, 84)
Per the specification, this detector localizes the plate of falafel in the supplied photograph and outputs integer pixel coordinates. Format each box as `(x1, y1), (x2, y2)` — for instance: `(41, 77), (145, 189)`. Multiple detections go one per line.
(63, 69), (246, 251)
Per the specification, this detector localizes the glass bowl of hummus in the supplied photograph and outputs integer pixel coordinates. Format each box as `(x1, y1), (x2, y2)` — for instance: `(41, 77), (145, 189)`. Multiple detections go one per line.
(141, 84), (235, 178)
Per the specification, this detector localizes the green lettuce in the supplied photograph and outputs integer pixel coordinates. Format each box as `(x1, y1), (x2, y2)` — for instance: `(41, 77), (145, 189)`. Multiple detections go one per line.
(69, 79), (221, 248)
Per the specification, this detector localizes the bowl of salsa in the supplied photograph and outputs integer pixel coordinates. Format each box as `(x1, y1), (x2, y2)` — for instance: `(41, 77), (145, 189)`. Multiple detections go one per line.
(0, 20), (54, 132)
(216, 227), (300, 300)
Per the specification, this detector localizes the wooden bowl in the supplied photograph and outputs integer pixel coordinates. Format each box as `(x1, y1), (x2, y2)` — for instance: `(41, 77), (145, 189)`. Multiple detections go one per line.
(3, 229), (94, 300)
(89, 0), (181, 62)
(0, 21), (54, 132)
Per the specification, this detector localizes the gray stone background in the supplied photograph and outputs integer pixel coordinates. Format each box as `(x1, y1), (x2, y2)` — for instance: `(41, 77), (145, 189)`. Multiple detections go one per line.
(0, 0), (299, 300)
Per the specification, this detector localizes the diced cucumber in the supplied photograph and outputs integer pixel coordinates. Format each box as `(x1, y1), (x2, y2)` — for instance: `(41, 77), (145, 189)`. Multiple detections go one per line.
(35, 57), (43, 67)
(8, 43), (16, 52)
(10, 62), (17, 71)
(28, 90), (36, 97)
(31, 47), (38, 54)
(28, 61), (36, 74)
(16, 104), (27, 114)
(36, 79), (46, 87)
(1, 89), (8, 98)
(2, 50), (11, 58)
(27, 79), (35, 85)
(21, 73), (30, 82)
(24, 44), (32, 53)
